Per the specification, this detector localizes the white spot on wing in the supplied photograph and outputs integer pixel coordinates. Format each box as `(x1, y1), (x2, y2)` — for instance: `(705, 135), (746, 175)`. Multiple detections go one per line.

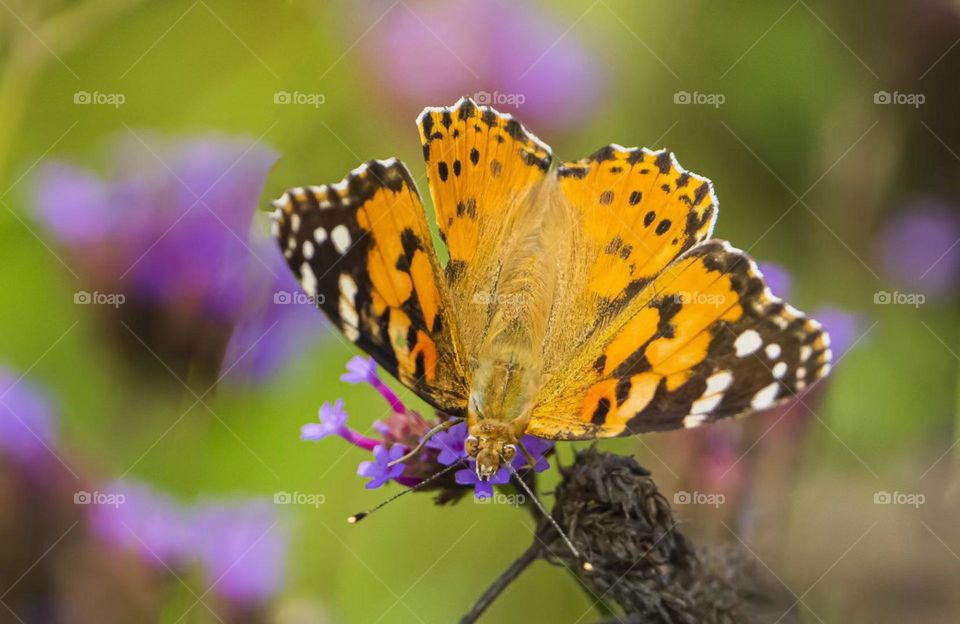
(302, 240), (314, 259)
(750, 381), (779, 410)
(765, 343), (781, 359)
(300, 262), (317, 294)
(734, 329), (762, 357)
(338, 273), (360, 341)
(290, 213), (301, 232)
(331, 224), (351, 254)
(314, 227), (328, 244)
(704, 370), (733, 395)
(691, 393), (723, 415)
(772, 361), (788, 379)
(683, 414), (707, 428)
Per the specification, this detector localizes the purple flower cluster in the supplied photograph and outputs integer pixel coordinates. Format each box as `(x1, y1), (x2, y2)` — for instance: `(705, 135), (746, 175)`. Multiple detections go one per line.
(90, 480), (288, 606)
(302, 356), (554, 498)
(31, 134), (320, 384)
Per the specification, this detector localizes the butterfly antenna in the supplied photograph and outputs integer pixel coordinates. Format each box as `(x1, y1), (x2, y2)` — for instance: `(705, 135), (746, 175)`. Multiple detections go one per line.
(348, 461), (461, 524)
(507, 463), (594, 572)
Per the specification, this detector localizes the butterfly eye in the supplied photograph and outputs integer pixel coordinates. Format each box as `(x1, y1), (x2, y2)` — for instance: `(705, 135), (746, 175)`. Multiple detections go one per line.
(465, 436), (479, 456)
(502, 444), (517, 461)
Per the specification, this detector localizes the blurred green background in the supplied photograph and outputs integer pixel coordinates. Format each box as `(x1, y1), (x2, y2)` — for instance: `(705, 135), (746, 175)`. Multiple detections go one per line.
(1, 0), (959, 622)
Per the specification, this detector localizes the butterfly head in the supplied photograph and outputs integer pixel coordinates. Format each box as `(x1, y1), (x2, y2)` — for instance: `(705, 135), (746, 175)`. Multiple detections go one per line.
(465, 420), (518, 480)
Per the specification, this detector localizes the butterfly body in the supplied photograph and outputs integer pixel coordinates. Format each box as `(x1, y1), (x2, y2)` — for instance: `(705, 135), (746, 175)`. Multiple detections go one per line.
(272, 97), (832, 479)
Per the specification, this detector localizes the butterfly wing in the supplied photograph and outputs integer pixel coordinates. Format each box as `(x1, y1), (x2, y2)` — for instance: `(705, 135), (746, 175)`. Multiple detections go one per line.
(527, 239), (831, 440)
(540, 145), (718, 369)
(417, 97), (554, 361)
(271, 159), (468, 413)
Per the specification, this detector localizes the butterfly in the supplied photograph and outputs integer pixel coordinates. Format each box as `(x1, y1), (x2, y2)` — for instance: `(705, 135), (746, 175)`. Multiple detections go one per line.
(270, 97), (832, 480)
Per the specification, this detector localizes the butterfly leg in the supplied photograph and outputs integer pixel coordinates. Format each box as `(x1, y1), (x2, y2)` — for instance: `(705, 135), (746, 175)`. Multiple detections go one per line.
(515, 441), (537, 472)
(387, 417), (464, 467)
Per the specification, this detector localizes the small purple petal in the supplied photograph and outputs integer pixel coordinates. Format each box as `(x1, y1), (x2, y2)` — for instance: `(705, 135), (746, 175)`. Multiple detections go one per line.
(358, 444), (406, 489)
(455, 460), (511, 498)
(425, 421), (468, 465)
(301, 400), (348, 441)
(341, 355), (377, 384)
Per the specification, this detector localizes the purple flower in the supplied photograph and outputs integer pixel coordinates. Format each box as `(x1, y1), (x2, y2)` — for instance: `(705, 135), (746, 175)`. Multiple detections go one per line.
(358, 444), (407, 489)
(758, 262), (793, 300)
(425, 421), (468, 465)
(301, 400), (379, 451)
(876, 199), (960, 296)
(341, 355), (378, 384)
(301, 400), (349, 441)
(31, 134), (323, 385)
(813, 306), (862, 361)
(0, 368), (58, 466)
(89, 480), (190, 569)
(361, 0), (604, 131)
(455, 465), (512, 499)
(191, 499), (287, 605)
(448, 433), (553, 499)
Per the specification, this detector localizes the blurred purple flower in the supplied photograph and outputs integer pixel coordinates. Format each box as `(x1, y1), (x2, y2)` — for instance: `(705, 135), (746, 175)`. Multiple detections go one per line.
(91, 483), (288, 606)
(0, 368), (58, 466)
(362, 0), (604, 131)
(813, 306), (862, 361)
(758, 262), (792, 300)
(191, 499), (287, 606)
(876, 200), (960, 297)
(358, 444), (407, 489)
(89, 480), (190, 569)
(32, 134), (323, 385)
(220, 233), (322, 384)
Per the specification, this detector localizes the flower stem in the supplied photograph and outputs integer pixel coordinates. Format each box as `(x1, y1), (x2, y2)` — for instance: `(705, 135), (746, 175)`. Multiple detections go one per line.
(370, 378), (406, 414)
(338, 427), (379, 451)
